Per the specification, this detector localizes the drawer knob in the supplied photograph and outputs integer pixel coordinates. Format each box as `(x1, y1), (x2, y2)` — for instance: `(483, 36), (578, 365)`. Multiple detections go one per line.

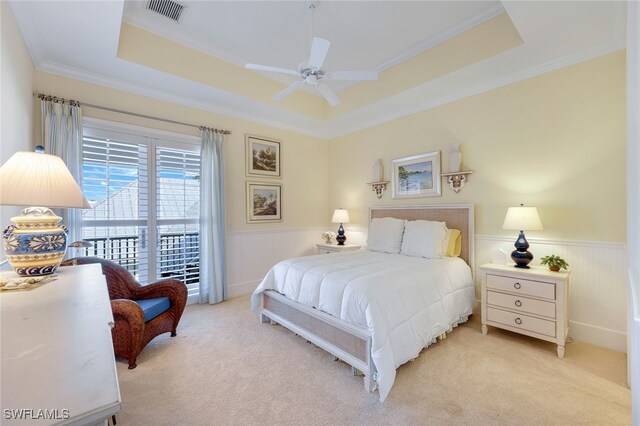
(513, 282), (521, 289)
(515, 300), (522, 307)
(515, 317), (522, 325)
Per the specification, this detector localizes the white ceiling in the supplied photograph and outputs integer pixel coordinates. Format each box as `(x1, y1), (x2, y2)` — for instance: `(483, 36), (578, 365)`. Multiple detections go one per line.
(9, 1), (627, 140)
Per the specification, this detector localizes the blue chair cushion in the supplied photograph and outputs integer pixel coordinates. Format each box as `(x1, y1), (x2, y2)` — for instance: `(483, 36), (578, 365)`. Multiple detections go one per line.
(134, 297), (171, 323)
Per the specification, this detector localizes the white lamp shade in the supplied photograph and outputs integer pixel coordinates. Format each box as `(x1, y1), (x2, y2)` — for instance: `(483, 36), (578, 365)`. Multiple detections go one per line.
(331, 209), (350, 224)
(0, 150), (90, 208)
(502, 206), (543, 231)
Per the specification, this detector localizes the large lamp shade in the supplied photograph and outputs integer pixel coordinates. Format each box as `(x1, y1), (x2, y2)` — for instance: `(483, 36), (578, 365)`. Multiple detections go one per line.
(0, 146), (90, 277)
(502, 205), (543, 269)
(0, 150), (89, 208)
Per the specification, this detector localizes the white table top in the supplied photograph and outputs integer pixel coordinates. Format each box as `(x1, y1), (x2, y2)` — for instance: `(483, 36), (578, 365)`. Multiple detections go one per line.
(0, 264), (121, 425)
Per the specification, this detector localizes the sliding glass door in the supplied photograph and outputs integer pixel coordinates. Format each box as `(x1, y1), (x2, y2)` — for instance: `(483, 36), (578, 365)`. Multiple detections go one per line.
(80, 121), (201, 300)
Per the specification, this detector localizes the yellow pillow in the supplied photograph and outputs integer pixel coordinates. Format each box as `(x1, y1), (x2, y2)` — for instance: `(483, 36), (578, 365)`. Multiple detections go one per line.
(445, 229), (462, 257)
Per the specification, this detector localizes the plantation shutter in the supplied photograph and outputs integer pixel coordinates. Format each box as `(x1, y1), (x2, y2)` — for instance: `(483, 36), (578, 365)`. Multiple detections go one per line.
(81, 134), (150, 282)
(155, 146), (201, 299)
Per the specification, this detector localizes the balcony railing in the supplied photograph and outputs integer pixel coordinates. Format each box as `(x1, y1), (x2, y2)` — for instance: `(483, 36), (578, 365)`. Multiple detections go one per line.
(80, 233), (199, 285)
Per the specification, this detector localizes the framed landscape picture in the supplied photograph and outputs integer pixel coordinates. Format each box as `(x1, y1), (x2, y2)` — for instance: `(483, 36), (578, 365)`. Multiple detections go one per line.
(391, 151), (441, 199)
(246, 134), (281, 178)
(246, 182), (282, 223)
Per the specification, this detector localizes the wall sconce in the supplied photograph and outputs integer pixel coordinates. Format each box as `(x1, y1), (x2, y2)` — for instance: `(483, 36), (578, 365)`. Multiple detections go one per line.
(367, 158), (389, 198)
(441, 144), (473, 193)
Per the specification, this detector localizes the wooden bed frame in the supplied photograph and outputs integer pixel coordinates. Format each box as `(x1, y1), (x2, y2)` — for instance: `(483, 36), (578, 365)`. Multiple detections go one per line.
(256, 204), (475, 393)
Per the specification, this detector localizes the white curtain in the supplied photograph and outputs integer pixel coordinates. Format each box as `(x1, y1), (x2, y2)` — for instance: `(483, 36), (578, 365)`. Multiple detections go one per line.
(41, 99), (84, 244)
(199, 129), (227, 304)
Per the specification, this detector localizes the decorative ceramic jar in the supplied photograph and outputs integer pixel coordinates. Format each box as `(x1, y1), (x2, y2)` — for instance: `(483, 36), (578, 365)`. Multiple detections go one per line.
(372, 159), (383, 182)
(3, 207), (68, 276)
(449, 144), (461, 173)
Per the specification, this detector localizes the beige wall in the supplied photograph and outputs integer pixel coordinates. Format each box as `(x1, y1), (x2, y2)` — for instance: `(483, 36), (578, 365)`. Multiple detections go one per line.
(1, 2), (35, 258)
(329, 51), (626, 243)
(34, 72), (329, 234)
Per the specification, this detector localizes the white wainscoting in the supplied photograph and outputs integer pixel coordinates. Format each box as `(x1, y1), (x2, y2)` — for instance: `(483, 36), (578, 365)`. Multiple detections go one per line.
(226, 228), (326, 298)
(476, 235), (627, 353)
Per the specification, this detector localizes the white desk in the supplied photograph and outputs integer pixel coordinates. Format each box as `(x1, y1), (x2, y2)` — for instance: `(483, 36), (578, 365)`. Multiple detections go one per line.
(1, 264), (121, 425)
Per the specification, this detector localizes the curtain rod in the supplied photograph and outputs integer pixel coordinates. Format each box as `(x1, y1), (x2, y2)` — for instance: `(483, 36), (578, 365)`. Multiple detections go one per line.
(34, 92), (231, 135)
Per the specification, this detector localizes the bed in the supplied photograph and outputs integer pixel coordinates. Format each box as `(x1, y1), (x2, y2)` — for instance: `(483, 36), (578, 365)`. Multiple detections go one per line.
(251, 205), (475, 401)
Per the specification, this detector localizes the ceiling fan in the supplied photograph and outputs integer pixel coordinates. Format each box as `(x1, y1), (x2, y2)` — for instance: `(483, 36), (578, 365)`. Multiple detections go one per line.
(245, 37), (379, 106)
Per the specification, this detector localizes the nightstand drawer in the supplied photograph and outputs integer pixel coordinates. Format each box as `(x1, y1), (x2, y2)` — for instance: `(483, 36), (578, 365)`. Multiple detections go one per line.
(318, 249), (334, 254)
(487, 291), (556, 319)
(487, 307), (556, 337)
(487, 274), (555, 300)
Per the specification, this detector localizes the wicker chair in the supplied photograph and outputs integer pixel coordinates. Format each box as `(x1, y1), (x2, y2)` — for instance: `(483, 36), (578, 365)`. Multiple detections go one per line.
(63, 256), (188, 369)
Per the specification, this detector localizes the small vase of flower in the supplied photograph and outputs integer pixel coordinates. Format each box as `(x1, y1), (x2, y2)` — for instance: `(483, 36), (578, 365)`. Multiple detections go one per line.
(321, 231), (336, 244)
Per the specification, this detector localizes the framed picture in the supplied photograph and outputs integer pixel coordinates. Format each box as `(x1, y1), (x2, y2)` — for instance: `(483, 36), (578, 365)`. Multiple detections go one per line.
(246, 134), (281, 178)
(391, 151), (441, 199)
(246, 182), (282, 223)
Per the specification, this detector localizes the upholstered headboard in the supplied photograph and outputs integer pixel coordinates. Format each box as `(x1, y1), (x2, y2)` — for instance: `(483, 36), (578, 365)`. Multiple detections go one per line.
(369, 204), (475, 270)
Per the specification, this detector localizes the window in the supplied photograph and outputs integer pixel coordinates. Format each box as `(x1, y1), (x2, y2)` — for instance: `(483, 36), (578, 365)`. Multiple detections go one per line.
(80, 121), (201, 300)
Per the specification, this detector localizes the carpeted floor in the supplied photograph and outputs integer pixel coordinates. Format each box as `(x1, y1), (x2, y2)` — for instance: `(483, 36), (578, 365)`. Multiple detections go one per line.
(115, 295), (630, 425)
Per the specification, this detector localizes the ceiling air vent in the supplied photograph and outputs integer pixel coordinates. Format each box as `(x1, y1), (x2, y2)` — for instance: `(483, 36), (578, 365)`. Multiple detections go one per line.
(146, 0), (187, 23)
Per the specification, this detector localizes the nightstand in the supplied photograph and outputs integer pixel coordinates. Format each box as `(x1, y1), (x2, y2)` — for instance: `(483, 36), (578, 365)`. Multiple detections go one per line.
(316, 243), (361, 255)
(480, 263), (571, 358)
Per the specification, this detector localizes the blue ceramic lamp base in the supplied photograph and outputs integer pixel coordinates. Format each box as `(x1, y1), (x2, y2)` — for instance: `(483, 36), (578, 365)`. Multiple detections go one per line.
(336, 223), (346, 245)
(511, 230), (533, 269)
(3, 207), (68, 276)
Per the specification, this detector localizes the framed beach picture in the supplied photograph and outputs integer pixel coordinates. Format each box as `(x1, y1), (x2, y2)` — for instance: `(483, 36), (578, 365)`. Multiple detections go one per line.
(246, 182), (282, 223)
(246, 134), (281, 178)
(391, 151), (441, 199)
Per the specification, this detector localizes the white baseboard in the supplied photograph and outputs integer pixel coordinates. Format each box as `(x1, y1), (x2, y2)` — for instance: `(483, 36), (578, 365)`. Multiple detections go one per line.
(569, 320), (627, 353)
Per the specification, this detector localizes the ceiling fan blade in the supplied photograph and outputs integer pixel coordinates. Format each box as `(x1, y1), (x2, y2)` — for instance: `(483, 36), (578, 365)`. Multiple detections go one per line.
(324, 70), (379, 81)
(245, 63), (300, 77)
(308, 37), (331, 70)
(273, 80), (305, 102)
(316, 83), (342, 106)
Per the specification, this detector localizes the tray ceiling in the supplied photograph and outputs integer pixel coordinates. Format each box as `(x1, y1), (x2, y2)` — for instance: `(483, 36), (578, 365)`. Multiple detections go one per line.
(9, 1), (626, 139)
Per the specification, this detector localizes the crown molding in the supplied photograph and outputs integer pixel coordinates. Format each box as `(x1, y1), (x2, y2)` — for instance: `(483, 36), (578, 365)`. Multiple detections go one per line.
(323, 3), (507, 94)
(35, 36), (623, 143)
(29, 26), (624, 144)
(35, 61), (333, 140)
(323, 39), (625, 140)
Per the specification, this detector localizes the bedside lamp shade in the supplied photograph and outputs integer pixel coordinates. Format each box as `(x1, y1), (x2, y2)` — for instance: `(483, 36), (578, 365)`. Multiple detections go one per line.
(0, 146), (90, 276)
(502, 205), (543, 269)
(331, 209), (350, 224)
(332, 209), (350, 246)
(502, 206), (543, 231)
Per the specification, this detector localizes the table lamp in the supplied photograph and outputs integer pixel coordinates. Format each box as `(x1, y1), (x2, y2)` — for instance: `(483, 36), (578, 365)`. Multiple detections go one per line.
(0, 146), (90, 276)
(502, 204), (543, 268)
(332, 209), (350, 246)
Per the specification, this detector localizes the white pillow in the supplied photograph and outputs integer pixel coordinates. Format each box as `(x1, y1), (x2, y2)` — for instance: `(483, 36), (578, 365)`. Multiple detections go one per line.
(400, 220), (448, 258)
(366, 217), (405, 254)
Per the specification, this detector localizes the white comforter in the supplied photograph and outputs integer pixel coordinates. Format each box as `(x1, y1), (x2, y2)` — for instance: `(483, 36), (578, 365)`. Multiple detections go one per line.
(251, 249), (475, 401)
